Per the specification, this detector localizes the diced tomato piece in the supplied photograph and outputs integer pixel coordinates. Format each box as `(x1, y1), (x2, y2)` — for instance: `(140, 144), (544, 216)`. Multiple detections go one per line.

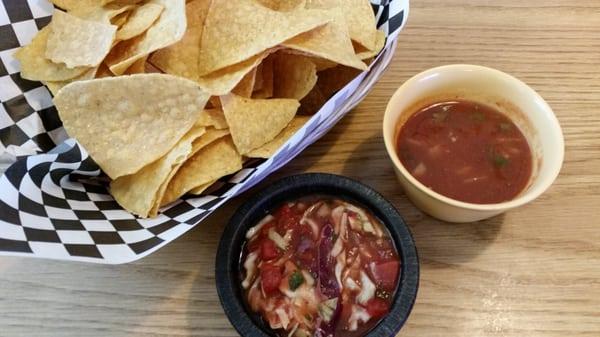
(275, 204), (301, 230)
(365, 298), (390, 318)
(370, 260), (400, 291)
(260, 264), (282, 295)
(260, 239), (279, 261)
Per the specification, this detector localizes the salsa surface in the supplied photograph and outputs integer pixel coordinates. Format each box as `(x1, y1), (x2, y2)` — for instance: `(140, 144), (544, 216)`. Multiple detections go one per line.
(396, 100), (533, 204)
(241, 197), (401, 337)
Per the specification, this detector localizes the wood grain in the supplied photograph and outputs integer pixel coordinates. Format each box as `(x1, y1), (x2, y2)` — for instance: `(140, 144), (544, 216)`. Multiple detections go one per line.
(1, 1), (599, 336)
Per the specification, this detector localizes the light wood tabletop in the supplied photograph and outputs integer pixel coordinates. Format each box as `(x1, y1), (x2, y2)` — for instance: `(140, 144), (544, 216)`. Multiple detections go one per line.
(1, 1), (599, 336)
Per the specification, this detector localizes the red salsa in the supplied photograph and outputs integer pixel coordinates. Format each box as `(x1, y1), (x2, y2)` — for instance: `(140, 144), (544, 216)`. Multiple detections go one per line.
(396, 100), (533, 204)
(241, 197), (401, 337)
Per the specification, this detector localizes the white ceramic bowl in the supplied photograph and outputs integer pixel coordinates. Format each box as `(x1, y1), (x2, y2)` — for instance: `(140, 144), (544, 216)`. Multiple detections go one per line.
(383, 64), (564, 222)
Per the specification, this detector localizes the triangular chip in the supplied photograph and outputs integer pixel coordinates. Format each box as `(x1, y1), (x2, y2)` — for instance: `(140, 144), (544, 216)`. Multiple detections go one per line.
(247, 116), (310, 158)
(161, 137), (242, 205)
(44, 66), (99, 96)
(116, 3), (164, 41)
(252, 55), (274, 98)
(46, 10), (117, 68)
(110, 126), (206, 218)
(53, 74), (210, 179)
(306, 0), (378, 51)
(106, 0), (187, 75)
(272, 53), (317, 100)
(355, 30), (386, 60)
(283, 10), (366, 71)
(154, 128), (230, 212)
(15, 27), (90, 81)
(221, 94), (299, 154)
(189, 180), (217, 195)
(148, 0), (210, 80)
(197, 0), (329, 75)
(196, 109), (228, 130)
(196, 51), (272, 96)
(232, 67), (258, 98)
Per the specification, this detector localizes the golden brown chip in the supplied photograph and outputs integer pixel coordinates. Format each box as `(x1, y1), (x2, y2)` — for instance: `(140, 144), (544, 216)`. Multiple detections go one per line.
(111, 11), (131, 27)
(197, 0), (328, 75)
(161, 137), (242, 206)
(247, 116), (310, 158)
(14, 27), (90, 82)
(46, 10), (117, 68)
(273, 53), (317, 100)
(44, 66), (99, 96)
(355, 29), (386, 60)
(306, 0), (378, 51)
(283, 10), (366, 71)
(110, 125), (206, 218)
(123, 55), (147, 74)
(317, 65), (362, 99)
(232, 67), (258, 98)
(298, 85), (327, 115)
(105, 0), (187, 75)
(188, 180), (217, 195)
(116, 3), (164, 41)
(53, 74), (210, 179)
(196, 51), (272, 96)
(252, 55), (274, 99)
(221, 94), (299, 154)
(255, 0), (306, 11)
(196, 109), (228, 130)
(50, 0), (115, 11)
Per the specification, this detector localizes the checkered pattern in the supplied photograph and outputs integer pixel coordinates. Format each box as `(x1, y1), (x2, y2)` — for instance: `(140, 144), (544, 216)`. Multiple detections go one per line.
(0, 0), (408, 264)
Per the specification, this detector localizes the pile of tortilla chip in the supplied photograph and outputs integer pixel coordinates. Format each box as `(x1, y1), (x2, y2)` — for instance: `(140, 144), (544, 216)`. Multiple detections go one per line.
(15, 0), (384, 218)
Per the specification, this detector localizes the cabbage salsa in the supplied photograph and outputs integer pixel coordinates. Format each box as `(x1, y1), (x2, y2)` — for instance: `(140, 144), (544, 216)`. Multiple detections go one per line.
(241, 197), (401, 337)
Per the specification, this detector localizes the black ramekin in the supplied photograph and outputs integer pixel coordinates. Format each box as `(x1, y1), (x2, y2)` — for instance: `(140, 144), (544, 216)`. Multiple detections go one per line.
(215, 173), (419, 337)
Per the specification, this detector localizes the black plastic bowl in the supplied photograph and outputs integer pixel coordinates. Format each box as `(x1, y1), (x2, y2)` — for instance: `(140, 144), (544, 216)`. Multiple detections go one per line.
(215, 173), (419, 337)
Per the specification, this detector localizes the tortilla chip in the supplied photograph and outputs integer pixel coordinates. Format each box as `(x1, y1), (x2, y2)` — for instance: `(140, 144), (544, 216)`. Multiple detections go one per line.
(44, 66), (99, 96)
(153, 128), (229, 211)
(232, 67), (258, 98)
(53, 74), (210, 179)
(116, 3), (164, 41)
(111, 11), (131, 27)
(221, 94), (299, 154)
(110, 126), (206, 218)
(306, 0), (377, 51)
(46, 10), (117, 68)
(317, 65), (361, 99)
(50, 0), (115, 11)
(106, 0), (187, 75)
(74, 3), (136, 23)
(355, 29), (385, 60)
(255, 0), (306, 11)
(196, 109), (228, 130)
(196, 51), (272, 96)
(252, 55), (274, 98)
(298, 85), (327, 115)
(247, 116), (310, 158)
(14, 27), (90, 81)
(148, 0), (209, 81)
(161, 137), (242, 205)
(283, 10), (366, 71)
(189, 180), (217, 195)
(123, 55), (147, 74)
(273, 53), (317, 100)
(197, 0), (329, 75)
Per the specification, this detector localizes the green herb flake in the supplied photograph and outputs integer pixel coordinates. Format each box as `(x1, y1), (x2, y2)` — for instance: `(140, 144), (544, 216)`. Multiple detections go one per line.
(289, 270), (305, 291)
(492, 154), (509, 168)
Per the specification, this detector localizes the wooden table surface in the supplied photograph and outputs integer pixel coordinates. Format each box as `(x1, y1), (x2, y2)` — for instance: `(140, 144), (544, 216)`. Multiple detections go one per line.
(1, 1), (599, 336)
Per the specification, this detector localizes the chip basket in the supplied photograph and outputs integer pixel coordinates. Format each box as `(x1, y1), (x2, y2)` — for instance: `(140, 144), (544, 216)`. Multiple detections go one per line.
(0, 0), (409, 264)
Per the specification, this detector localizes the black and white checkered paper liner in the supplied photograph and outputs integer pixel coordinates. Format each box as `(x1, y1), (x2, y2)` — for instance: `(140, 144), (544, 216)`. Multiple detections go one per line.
(0, 0), (409, 264)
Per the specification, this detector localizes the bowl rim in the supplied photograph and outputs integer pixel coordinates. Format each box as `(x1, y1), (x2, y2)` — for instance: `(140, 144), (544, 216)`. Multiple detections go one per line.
(382, 64), (565, 212)
(215, 173), (420, 337)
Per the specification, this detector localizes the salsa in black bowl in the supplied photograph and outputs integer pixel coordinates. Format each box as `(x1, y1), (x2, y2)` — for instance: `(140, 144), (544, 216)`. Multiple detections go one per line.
(215, 173), (419, 337)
